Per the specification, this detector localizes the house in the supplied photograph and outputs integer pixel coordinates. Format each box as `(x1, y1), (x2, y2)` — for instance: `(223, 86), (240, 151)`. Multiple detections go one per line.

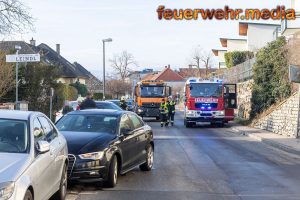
(0, 39), (101, 90)
(281, 0), (300, 37)
(142, 65), (185, 89)
(212, 49), (227, 68)
(239, 22), (281, 51)
(219, 38), (248, 52)
(127, 68), (158, 83)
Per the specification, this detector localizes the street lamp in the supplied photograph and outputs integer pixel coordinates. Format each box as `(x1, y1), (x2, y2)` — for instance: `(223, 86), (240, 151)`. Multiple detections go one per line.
(15, 45), (21, 109)
(102, 38), (112, 101)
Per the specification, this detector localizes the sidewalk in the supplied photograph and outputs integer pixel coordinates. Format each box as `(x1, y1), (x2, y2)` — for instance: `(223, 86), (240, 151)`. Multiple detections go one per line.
(230, 123), (300, 156)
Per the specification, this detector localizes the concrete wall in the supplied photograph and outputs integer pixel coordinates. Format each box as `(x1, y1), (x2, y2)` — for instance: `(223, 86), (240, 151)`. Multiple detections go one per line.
(227, 40), (247, 51)
(253, 92), (299, 138)
(236, 79), (253, 119)
(247, 24), (278, 52)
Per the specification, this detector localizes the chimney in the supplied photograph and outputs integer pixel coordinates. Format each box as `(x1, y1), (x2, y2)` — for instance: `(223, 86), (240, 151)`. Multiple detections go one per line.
(168, 64), (170, 68)
(189, 64), (192, 69)
(56, 44), (60, 55)
(30, 37), (36, 46)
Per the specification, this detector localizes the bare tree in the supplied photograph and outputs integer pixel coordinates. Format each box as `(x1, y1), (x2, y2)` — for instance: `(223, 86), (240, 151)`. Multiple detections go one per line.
(106, 79), (131, 99)
(190, 47), (214, 77)
(109, 51), (137, 81)
(0, 51), (15, 98)
(0, 0), (34, 35)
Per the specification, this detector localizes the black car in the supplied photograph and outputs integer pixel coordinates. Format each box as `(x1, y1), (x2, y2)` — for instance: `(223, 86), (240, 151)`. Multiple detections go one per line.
(55, 109), (154, 187)
(95, 101), (123, 111)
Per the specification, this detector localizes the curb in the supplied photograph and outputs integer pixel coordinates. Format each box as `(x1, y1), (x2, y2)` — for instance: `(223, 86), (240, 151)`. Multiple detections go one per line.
(230, 127), (300, 156)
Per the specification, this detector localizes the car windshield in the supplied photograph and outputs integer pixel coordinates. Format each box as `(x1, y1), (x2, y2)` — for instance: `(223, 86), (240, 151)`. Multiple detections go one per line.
(140, 86), (165, 97)
(190, 83), (222, 98)
(0, 119), (29, 153)
(56, 114), (118, 134)
(96, 102), (122, 111)
(109, 100), (120, 106)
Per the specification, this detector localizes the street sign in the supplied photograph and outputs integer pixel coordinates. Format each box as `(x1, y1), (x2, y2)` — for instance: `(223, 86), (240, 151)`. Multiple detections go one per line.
(6, 54), (40, 63)
(289, 64), (300, 83)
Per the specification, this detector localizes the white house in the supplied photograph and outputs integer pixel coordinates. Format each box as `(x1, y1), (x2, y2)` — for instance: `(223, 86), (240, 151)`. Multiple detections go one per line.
(219, 38), (247, 52)
(212, 49), (227, 68)
(281, 0), (300, 36)
(239, 22), (281, 52)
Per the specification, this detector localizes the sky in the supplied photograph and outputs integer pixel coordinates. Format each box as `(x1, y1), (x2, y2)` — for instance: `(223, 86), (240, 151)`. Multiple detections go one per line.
(4, 0), (291, 78)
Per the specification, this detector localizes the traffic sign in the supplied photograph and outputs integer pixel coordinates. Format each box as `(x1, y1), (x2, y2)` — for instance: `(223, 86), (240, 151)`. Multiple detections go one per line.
(6, 54), (40, 63)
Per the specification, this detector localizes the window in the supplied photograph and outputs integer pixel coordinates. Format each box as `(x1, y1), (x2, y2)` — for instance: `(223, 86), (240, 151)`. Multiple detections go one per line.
(129, 114), (143, 129)
(119, 115), (133, 133)
(33, 118), (45, 143)
(38, 117), (56, 142)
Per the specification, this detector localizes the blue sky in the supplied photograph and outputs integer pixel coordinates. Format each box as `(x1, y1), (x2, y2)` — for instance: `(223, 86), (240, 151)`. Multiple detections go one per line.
(5, 0), (291, 77)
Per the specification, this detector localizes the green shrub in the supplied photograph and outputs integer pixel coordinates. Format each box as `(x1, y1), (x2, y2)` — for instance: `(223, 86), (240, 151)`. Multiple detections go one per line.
(250, 37), (291, 119)
(225, 51), (254, 68)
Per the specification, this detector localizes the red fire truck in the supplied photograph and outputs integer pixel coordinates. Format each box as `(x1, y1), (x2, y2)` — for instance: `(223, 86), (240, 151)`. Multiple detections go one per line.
(183, 77), (237, 128)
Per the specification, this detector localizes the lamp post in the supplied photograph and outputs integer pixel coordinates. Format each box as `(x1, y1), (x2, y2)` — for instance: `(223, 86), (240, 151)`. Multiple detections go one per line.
(15, 45), (21, 110)
(102, 38), (112, 101)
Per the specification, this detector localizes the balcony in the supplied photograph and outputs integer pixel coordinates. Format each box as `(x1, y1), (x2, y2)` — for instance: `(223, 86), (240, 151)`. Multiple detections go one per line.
(281, 12), (300, 36)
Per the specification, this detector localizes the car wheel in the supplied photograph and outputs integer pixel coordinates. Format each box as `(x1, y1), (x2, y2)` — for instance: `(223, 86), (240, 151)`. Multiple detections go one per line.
(140, 144), (154, 171)
(156, 116), (160, 120)
(53, 164), (67, 200)
(23, 190), (33, 200)
(185, 122), (191, 128)
(105, 155), (118, 188)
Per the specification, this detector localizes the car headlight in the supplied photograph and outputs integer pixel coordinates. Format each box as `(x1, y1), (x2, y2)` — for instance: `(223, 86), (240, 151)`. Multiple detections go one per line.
(186, 110), (196, 117)
(138, 108), (143, 113)
(0, 182), (14, 200)
(78, 152), (104, 160)
(215, 110), (225, 116)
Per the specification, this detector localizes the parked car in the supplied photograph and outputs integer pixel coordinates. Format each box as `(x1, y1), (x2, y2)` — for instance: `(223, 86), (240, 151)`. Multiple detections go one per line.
(108, 99), (120, 107)
(126, 99), (134, 111)
(95, 101), (123, 111)
(55, 101), (79, 122)
(55, 109), (154, 187)
(0, 110), (68, 200)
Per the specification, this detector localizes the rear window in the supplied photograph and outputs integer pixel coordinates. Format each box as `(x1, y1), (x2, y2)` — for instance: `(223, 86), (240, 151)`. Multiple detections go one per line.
(96, 102), (122, 111)
(56, 114), (118, 135)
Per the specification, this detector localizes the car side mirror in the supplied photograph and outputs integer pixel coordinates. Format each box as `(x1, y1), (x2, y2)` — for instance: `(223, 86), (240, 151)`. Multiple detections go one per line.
(36, 140), (50, 153)
(121, 128), (133, 136)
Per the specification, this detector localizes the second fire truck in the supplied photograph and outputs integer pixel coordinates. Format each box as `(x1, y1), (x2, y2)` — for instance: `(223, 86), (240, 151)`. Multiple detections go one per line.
(183, 77), (237, 128)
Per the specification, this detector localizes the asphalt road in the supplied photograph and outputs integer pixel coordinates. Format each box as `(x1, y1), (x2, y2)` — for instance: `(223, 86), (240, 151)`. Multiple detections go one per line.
(66, 112), (300, 200)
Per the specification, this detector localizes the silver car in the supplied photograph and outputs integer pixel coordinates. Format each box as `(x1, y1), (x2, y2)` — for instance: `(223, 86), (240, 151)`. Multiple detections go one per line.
(0, 110), (68, 200)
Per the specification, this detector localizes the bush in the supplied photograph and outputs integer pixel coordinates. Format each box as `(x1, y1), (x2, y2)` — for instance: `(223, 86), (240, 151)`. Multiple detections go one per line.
(250, 37), (291, 119)
(93, 93), (103, 100)
(70, 81), (88, 97)
(225, 51), (254, 68)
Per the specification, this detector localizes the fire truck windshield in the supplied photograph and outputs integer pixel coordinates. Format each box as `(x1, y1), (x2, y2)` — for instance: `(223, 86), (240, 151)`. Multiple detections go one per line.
(140, 86), (165, 97)
(190, 83), (222, 97)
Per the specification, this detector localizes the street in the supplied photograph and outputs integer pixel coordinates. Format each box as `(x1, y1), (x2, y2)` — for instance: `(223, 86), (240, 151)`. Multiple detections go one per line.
(66, 112), (300, 200)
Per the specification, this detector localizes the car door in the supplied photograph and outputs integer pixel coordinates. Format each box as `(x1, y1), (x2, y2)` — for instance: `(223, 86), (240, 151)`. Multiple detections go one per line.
(30, 117), (54, 200)
(128, 113), (147, 164)
(118, 114), (137, 170)
(38, 116), (61, 197)
(38, 116), (65, 189)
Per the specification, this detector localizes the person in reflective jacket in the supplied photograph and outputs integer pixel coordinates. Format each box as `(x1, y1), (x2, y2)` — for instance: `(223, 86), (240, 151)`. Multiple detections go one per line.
(167, 96), (176, 126)
(120, 96), (128, 110)
(160, 98), (169, 127)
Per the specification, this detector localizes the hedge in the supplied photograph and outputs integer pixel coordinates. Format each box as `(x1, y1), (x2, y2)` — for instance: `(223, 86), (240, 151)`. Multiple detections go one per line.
(224, 51), (254, 68)
(250, 37), (291, 119)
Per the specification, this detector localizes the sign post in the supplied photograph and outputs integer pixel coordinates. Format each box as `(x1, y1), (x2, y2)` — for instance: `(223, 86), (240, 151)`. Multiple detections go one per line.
(6, 52), (41, 110)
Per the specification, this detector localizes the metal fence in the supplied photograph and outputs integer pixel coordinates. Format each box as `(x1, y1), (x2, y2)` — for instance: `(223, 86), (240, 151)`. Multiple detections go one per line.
(213, 58), (256, 83)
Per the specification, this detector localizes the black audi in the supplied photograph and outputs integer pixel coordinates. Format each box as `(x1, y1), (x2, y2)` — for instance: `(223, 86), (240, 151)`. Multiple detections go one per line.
(55, 109), (154, 187)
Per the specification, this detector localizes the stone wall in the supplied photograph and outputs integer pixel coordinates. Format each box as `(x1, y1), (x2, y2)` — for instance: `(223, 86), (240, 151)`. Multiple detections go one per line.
(252, 92), (299, 138)
(236, 79), (253, 119)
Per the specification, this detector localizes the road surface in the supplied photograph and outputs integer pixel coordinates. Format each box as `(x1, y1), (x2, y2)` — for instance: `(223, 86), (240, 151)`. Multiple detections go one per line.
(66, 112), (300, 200)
